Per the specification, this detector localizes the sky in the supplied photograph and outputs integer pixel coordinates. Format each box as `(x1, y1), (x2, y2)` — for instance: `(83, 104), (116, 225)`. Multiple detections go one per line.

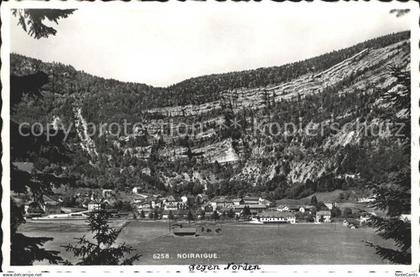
(10, 3), (411, 87)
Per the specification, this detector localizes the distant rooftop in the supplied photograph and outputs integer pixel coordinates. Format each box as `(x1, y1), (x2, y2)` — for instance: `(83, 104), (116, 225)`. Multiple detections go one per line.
(235, 204), (266, 209)
(259, 211), (295, 218)
(316, 211), (331, 215)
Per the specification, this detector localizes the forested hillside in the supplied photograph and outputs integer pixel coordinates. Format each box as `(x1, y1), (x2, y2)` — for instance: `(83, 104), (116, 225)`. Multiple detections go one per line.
(10, 31), (410, 201)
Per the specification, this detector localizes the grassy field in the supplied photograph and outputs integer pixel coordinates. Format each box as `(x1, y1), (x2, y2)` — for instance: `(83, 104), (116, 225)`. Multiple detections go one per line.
(20, 220), (394, 265)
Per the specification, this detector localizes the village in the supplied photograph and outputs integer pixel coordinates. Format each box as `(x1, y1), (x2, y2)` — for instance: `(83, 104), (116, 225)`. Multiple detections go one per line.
(20, 178), (381, 230)
(5, 2), (415, 269)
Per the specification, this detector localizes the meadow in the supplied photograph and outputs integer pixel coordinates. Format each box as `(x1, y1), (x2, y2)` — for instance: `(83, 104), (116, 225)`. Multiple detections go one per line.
(19, 219), (394, 265)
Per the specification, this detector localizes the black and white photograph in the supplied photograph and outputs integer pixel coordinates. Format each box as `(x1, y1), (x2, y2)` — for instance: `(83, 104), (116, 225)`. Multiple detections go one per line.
(1, 1), (419, 275)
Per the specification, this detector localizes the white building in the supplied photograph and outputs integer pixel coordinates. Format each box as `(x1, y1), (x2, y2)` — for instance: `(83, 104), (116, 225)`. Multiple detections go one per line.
(359, 214), (370, 225)
(276, 205), (290, 212)
(324, 203), (334, 210)
(181, 195), (188, 204)
(400, 214), (411, 222)
(210, 197), (233, 210)
(232, 198), (243, 206)
(87, 202), (101, 211)
(132, 187), (149, 199)
(102, 189), (114, 198)
(358, 196), (376, 203)
(315, 211), (331, 223)
(257, 211), (296, 224)
(164, 200), (183, 211)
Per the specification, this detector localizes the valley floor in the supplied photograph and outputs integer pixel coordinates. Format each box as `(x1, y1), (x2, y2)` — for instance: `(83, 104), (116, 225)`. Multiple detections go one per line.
(20, 219), (394, 265)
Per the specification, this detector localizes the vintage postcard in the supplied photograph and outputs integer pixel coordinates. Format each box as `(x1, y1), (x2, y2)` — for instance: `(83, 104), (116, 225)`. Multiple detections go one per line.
(1, 1), (419, 276)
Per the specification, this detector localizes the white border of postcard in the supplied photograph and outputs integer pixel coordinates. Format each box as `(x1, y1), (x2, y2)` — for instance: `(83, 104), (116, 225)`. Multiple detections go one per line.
(1, 1), (419, 275)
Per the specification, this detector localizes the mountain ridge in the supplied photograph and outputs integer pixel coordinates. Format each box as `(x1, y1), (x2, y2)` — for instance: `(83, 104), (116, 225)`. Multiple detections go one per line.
(11, 31), (409, 110)
(10, 31), (410, 202)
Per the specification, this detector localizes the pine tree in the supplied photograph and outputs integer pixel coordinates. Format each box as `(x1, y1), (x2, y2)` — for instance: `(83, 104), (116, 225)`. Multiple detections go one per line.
(12, 9), (76, 39)
(187, 210), (194, 223)
(9, 9), (76, 265)
(211, 210), (220, 221)
(242, 205), (251, 218)
(310, 195), (318, 206)
(168, 210), (175, 220)
(64, 210), (141, 265)
(10, 78), (74, 265)
(365, 67), (411, 264)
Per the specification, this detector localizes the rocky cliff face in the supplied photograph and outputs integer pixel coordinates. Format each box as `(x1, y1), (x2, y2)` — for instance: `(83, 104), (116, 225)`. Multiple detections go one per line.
(10, 33), (410, 198)
(134, 40), (410, 188)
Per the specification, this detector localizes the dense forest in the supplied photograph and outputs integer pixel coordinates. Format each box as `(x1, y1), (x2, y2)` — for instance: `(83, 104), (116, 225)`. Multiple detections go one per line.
(10, 31), (410, 202)
(11, 31), (409, 125)
(165, 31), (408, 106)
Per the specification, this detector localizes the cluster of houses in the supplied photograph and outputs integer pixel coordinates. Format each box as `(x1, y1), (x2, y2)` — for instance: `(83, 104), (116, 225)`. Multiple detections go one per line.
(210, 196), (269, 214)
(132, 194), (272, 219)
(13, 159), (378, 227)
(17, 161), (405, 228)
(22, 181), (376, 226)
(14, 162), (124, 219)
(29, 187), (386, 228)
(22, 189), (121, 220)
(133, 193), (198, 219)
(132, 192), (336, 224)
(22, 185), (333, 225)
